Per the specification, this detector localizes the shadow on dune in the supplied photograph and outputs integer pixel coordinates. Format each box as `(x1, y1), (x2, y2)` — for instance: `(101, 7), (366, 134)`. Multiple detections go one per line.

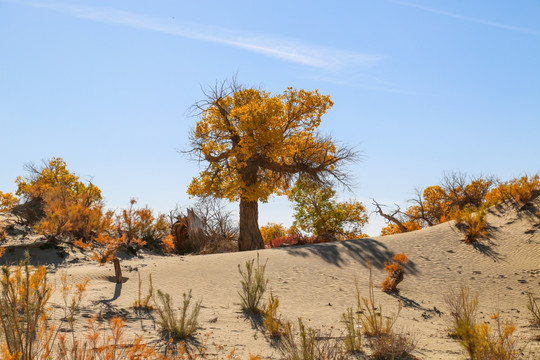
(281, 238), (418, 275)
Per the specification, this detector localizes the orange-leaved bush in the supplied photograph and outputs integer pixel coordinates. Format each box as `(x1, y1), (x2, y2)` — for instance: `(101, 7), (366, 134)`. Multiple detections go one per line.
(486, 174), (540, 208)
(15, 157), (107, 241)
(114, 198), (169, 251)
(260, 222), (286, 244)
(382, 253), (409, 293)
(0, 191), (18, 212)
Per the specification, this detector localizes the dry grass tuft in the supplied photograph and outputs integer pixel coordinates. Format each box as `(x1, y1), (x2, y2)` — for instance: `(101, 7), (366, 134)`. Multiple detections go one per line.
(154, 289), (202, 340)
(445, 286), (519, 359)
(238, 253), (268, 314)
(370, 330), (416, 360)
(360, 264), (401, 338)
(0, 253), (53, 359)
(263, 291), (283, 337)
(281, 318), (348, 360)
(527, 293), (540, 332)
(133, 272), (154, 310)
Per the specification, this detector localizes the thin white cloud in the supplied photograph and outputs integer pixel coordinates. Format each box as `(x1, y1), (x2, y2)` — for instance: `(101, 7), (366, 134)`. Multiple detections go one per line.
(390, 0), (540, 36)
(15, 1), (382, 70)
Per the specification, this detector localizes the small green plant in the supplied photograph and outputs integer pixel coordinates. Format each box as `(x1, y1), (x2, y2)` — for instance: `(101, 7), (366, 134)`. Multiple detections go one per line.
(238, 253), (268, 313)
(359, 263), (401, 337)
(263, 291), (283, 337)
(281, 318), (347, 360)
(133, 272), (154, 310)
(154, 289), (201, 339)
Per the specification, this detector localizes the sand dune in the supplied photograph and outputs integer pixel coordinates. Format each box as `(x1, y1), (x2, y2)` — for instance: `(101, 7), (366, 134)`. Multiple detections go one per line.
(1, 198), (539, 359)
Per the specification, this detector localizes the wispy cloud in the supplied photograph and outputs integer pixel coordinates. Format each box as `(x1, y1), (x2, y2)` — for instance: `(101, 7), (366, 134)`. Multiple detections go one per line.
(14, 1), (381, 70)
(389, 0), (540, 36)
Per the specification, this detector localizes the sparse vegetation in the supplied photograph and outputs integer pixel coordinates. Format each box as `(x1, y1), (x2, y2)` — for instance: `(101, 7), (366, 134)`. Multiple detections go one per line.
(0, 253), (52, 359)
(238, 254), (268, 313)
(133, 272), (154, 310)
(360, 264), (401, 337)
(263, 291), (283, 337)
(381, 253), (409, 293)
(281, 317), (348, 360)
(154, 289), (202, 339)
(527, 293), (540, 329)
(376, 172), (540, 237)
(341, 305), (363, 353)
(369, 330), (416, 360)
(454, 207), (489, 243)
(445, 286), (519, 360)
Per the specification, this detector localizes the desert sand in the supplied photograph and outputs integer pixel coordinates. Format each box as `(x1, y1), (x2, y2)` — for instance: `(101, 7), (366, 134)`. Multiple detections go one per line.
(1, 197), (539, 359)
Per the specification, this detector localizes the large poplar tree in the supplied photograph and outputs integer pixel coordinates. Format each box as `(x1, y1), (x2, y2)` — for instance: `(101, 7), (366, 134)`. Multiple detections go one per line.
(187, 80), (356, 251)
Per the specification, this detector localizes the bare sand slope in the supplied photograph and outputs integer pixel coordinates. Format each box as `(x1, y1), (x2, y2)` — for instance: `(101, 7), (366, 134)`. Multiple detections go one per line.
(4, 198), (539, 359)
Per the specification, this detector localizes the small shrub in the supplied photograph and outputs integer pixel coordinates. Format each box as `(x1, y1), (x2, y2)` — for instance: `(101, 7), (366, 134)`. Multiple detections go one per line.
(154, 289), (201, 339)
(360, 263), (401, 337)
(341, 306), (363, 353)
(381, 253), (409, 293)
(238, 253), (268, 313)
(281, 318), (348, 360)
(263, 291), (283, 337)
(370, 330), (416, 360)
(486, 174), (540, 208)
(56, 315), (156, 359)
(133, 272), (154, 310)
(527, 293), (540, 329)
(455, 208), (488, 243)
(445, 286), (519, 360)
(0, 191), (18, 212)
(260, 222), (286, 244)
(162, 234), (176, 253)
(115, 198), (168, 250)
(445, 285), (478, 339)
(0, 253), (53, 359)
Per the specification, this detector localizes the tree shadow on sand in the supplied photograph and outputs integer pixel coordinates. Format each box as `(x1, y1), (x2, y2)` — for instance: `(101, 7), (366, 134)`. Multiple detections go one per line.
(281, 238), (418, 274)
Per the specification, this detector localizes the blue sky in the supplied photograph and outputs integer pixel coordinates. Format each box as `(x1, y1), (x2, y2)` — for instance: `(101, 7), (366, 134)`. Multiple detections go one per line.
(1, 0), (539, 236)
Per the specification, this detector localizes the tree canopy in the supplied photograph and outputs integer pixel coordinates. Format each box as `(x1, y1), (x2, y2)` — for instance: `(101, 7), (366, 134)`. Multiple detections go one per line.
(187, 80), (356, 250)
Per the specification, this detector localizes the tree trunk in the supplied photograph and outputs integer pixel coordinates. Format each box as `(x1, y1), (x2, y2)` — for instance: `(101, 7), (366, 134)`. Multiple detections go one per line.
(238, 199), (264, 251)
(113, 257), (122, 283)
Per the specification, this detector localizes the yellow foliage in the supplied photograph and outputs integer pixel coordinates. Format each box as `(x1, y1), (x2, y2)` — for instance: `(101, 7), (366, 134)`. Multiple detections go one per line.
(380, 221), (421, 236)
(260, 222), (286, 243)
(486, 174), (540, 207)
(74, 233), (127, 264)
(0, 191), (18, 212)
(188, 87), (336, 203)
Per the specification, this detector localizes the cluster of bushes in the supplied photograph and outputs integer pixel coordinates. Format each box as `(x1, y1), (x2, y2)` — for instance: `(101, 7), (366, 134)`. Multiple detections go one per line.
(1, 158), (174, 253)
(378, 173), (539, 242)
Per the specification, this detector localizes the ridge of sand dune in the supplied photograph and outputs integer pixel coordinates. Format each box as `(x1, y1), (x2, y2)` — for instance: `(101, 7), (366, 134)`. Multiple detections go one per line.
(2, 198), (540, 359)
